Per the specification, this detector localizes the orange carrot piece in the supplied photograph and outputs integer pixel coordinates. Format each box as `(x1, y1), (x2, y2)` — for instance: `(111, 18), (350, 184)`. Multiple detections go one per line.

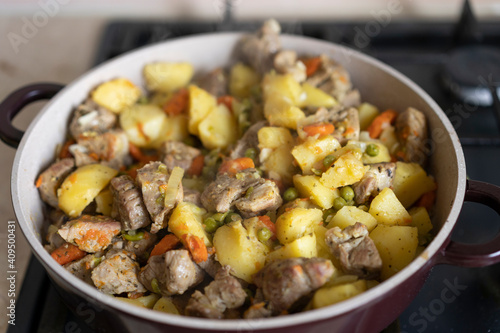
(187, 154), (204, 177)
(150, 234), (181, 257)
(59, 139), (75, 159)
(51, 243), (87, 265)
(367, 109), (399, 139)
(181, 234), (208, 263)
(35, 175), (43, 188)
(217, 95), (234, 113)
(302, 57), (322, 77)
(258, 215), (276, 238)
(218, 157), (255, 175)
(302, 123), (335, 137)
(163, 88), (189, 116)
(129, 142), (158, 164)
(417, 190), (436, 211)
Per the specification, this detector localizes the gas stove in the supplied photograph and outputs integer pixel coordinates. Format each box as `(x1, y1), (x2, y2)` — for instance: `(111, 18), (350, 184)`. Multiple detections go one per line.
(10, 3), (500, 333)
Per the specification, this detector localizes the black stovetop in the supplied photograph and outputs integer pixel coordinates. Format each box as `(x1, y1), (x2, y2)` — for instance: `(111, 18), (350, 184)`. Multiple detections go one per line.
(10, 11), (500, 333)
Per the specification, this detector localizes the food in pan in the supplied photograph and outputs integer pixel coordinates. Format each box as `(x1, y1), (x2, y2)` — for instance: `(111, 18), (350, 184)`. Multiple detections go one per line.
(38, 19), (436, 319)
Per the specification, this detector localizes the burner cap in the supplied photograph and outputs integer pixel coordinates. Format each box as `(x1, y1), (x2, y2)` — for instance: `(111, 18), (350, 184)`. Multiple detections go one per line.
(442, 46), (500, 106)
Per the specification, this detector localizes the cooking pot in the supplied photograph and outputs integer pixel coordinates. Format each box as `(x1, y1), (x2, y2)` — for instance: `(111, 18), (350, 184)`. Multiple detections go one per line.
(2, 32), (500, 333)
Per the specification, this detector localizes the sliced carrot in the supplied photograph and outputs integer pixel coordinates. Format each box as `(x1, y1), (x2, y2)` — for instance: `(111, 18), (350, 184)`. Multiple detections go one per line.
(59, 139), (75, 159)
(129, 142), (158, 164)
(367, 109), (399, 139)
(258, 215), (276, 240)
(51, 243), (87, 265)
(343, 127), (355, 136)
(163, 88), (189, 116)
(302, 56), (322, 77)
(187, 154), (204, 177)
(302, 123), (335, 137)
(217, 95), (234, 113)
(35, 175), (43, 188)
(181, 234), (208, 263)
(218, 157), (255, 175)
(150, 234), (181, 257)
(417, 190), (436, 211)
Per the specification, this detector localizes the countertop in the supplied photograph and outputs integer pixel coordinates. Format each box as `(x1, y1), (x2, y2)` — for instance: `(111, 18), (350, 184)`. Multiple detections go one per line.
(0, 17), (105, 333)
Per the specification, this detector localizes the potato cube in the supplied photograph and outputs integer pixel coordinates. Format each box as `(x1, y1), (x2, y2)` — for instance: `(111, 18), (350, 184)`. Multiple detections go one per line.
(213, 221), (269, 282)
(198, 104), (238, 150)
(358, 103), (380, 131)
(58, 164), (118, 218)
(258, 126), (294, 149)
(119, 104), (167, 148)
(266, 233), (317, 262)
(153, 297), (180, 315)
(262, 73), (302, 105)
(312, 280), (367, 308)
(314, 225), (337, 262)
(143, 62), (194, 92)
(369, 188), (412, 226)
(327, 206), (378, 232)
(293, 174), (340, 209)
(299, 83), (337, 108)
(151, 114), (189, 148)
(262, 144), (297, 185)
(95, 188), (113, 216)
(168, 202), (211, 247)
(275, 207), (323, 244)
(320, 152), (367, 189)
(393, 162), (437, 208)
(265, 97), (305, 129)
(292, 136), (341, 175)
(229, 62), (260, 98)
(187, 85), (217, 135)
(409, 206), (433, 236)
(116, 294), (160, 309)
(91, 78), (141, 113)
(370, 225), (418, 279)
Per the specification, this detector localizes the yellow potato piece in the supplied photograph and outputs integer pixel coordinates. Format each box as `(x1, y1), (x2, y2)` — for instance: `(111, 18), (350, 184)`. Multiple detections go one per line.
(143, 62), (194, 92)
(299, 83), (337, 108)
(275, 207), (323, 244)
(258, 126), (294, 149)
(369, 188), (412, 226)
(153, 297), (180, 315)
(188, 85), (217, 135)
(313, 280), (367, 309)
(91, 78), (141, 113)
(119, 104), (167, 148)
(116, 294), (160, 309)
(198, 104), (238, 150)
(168, 202), (211, 247)
(320, 152), (367, 189)
(292, 135), (341, 175)
(293, 174), (340, 209)
(58, 164), (118, 218)
(266, 233), (317, 262)
(393, 162), (437, 208)
(409, 206), (433, 236)
(229, 62), (260, 98)
(328, 206), (378, 232)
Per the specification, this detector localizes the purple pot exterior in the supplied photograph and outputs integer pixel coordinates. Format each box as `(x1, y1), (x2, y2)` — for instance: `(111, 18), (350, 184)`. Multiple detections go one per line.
(4, 33), (500, 333)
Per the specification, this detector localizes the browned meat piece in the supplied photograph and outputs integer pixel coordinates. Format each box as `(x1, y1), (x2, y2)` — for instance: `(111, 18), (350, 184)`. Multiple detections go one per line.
(112, 231), (158, 264)
(237, 19), (281, 75)
(71, 147), (98, 167)
(325, 222), (382, 279)
(196, 249), (222, 278)
(201, 168), (264, 213)
(76, 130), (130, 170)
(253, 257), (334, 314)
(331, 108), (360, 144)
(69, 98), (117, 139)
(273, 50), (306, 83)
(197, 68), (228, 97)
(352, 162), (396, 205)
(395, 107), (429, 165)
(342, 89), (361, 108)
(109, 175), (151, 231)
(305, 54), (353, 104)
(185, 266), (247, 319)
(37, 158), (75, 208)
(234, 179), (282, 218)
(91, 250), (146, 294)
(57, 215), (121, 253)
(136, 162), (183, 233)
(64, 254), (101, 285)
(139, 249), (204, 296)
(230, 120), (267, 160)
(244, 302), (273, 319)
(160, 141), (201, 172)
(183, 188), (202, 207)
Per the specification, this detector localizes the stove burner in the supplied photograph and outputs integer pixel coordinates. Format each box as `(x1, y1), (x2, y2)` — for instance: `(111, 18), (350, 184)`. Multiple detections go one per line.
(442, 46), (500, 106)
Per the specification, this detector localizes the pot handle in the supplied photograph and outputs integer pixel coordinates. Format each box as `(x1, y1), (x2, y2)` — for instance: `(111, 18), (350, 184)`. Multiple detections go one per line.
(436, 179), (500, 267)
(0, 83), (64, 148)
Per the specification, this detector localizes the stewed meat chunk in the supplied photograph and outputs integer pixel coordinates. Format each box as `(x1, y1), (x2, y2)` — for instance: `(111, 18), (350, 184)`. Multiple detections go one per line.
(395, 107), (428, 165)
(37, 158), (75, 208)
(325, 222), (382, 279)
(352, 162), (396, 205)
(69, 98), (117, 139)
(234, 179), (282, 218)
(160, 141), (201, 172)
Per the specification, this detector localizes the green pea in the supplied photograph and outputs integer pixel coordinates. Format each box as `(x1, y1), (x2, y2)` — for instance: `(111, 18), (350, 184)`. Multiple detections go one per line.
(257, 227), (272, 243)
(345, 200), (355, 206)
(137, 95), (149, 104)
(312, 168), (323, 176)
(204, 217), (219, 233)
(323, 155), (335, 168)
(123, 231), (145, 242)
(212, 212), (228, 222)
(333, 197), (347, 211)
(244, 148), (258, 161)
(225, 212), (242, 224)
(366, 144), (379, 157)
(151, 278), (161, 294)
(323, 208), (335, 221)
(340, 186), (355, 202)
(283, 187), (299, 202)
